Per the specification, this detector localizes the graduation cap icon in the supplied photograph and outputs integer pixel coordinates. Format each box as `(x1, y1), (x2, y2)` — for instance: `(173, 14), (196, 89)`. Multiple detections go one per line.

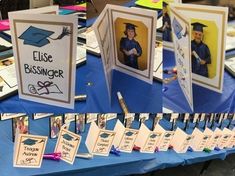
(172, 17), (187, 39)
(164, 133), (172, 138)
(224, 135), (229, 139)
(150, 134), (157, 138)
(62, 134), (74, 141)
(186, 136), (192, 141)
(191, 22), (207, 33)
(18, 26), (54, 47)
(100, 132), (110, 138)
(18, 26), (71, 47)
(125, 131), (134, 136)
(214, 136), (220, 139)
(22, 138), (38, 146)
(203, 136), (209, 140)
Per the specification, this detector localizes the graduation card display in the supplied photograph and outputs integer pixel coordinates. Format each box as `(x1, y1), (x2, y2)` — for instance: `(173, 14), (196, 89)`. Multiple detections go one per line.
(9, 8), (77, 109)
(13, 134), (48, 168)
(162, 0), (182, 50)
(169, 3), (228, 111)
(93, 4), (156, 99)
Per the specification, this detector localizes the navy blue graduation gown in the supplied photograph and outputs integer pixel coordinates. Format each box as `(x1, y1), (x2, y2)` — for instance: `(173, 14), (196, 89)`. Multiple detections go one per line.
(120, 37), (142, 69)
(191, 40), (211, 77)
(163, 13), (172, 42)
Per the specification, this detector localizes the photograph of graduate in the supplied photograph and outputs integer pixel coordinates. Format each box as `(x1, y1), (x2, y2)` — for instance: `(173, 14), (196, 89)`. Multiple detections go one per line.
(12, 116), (29, 141)
(50, 115), (63, 139)
(0, 57), (14, 69)
(115, 19), (148, 71)
(163, 2), (172, 42)
(191, 20), (218, 79)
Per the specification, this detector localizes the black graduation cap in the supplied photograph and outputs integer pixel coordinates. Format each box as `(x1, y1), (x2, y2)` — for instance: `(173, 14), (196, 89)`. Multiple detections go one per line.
(191, 22), (207, 33)
(18, 26), (54, 47)
(62, 134), (73, 141)
(124, 23), (137, 30)
(22, 138), (38, 146)
(163, 2), (168, 7)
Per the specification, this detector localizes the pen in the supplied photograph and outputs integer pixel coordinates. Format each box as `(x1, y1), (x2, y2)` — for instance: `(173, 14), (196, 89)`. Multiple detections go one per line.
(76, 153), (93, 159)
(75, 94), (87, 101)
(117, 92), (129, 114)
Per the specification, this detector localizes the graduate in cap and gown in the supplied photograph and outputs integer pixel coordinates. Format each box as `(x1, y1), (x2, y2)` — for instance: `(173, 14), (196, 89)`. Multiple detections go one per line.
(120, 23), (142, 69)
(191, 22), (211, 77)
(163, 2), (172, 42)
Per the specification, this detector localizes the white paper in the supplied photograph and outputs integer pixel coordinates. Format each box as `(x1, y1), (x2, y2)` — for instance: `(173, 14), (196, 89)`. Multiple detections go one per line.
(9, 12), (77, 109)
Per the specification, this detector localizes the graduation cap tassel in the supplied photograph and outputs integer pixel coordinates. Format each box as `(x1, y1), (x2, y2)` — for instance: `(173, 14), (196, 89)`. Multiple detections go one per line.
(49, 27), (71, 40)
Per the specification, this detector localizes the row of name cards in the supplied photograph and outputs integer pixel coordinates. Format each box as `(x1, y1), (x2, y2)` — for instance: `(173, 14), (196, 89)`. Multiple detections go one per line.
(12, 118), (235, 168)
(170, 127), (235, 153)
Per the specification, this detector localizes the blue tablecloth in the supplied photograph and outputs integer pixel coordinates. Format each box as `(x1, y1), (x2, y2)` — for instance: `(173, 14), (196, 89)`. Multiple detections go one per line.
(1, 116), (235, 176)
(0, 54), (162, 113)
(163, 49), (235, 113)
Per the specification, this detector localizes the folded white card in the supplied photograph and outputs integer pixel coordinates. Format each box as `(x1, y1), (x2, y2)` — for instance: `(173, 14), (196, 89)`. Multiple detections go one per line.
(171, 127), (194, 153)
(113, 120), (139, 153)
(154, 123), (174, 151)
(85, 122), (116, 156)
(13, 134), (47, 168)
(93, 4), (156, 100)
(9, 6), (77, 108)
(190, 128), (211, 151)
(135, 123), (162, 153)
(170, 3), (228, 111)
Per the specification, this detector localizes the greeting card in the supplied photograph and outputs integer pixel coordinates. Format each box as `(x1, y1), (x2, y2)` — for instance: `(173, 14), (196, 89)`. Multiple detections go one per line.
(93, 4), (156, 99)
(170, 4), (228, 111)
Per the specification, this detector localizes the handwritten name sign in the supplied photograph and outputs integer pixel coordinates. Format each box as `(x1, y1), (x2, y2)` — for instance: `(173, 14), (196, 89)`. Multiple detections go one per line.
(13, 134), (47, 168)
(54, 129), (81, 164)
(9, 12), (76, 108)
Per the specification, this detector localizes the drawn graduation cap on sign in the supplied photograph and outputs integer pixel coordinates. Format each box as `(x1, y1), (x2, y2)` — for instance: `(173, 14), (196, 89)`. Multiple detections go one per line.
(18, 26), (71, 47)
(191, 22), (207, 33)
(150, 134), (157, 139)
(125, 131), (135, 136)
(22, 138), (38, 146)
(172, 17), (187, 39)
(62, 133), (74, 141)
(22, 138), (44, 146)
(164, 133), (172, 138)
(100, 132), (110, 138)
